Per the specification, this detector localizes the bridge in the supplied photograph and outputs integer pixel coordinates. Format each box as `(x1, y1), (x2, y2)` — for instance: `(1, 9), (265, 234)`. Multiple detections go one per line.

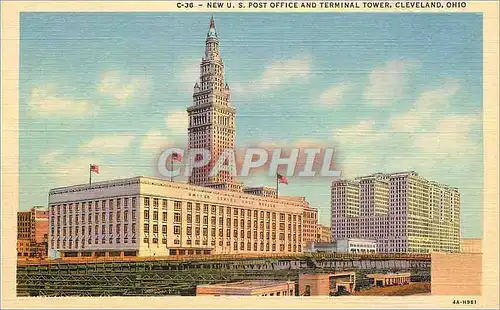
(17, 253), (431, 296)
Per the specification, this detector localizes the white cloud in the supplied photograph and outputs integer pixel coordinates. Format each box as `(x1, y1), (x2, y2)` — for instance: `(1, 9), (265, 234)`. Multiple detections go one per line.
(39, 151), (137, 187)
(177, 60), (201, 93)
(414, 114), (481, 156)
(390, 111), (422, 132)
(259, 56), (311, 91)
(390, 80), (463, 133)
(165, 109), (189, 136)
(140, 129), (171, 154)
(79, 135), (135, 154)
(38, 150), (64, 165)
(319, 84), (351, 106)
(232, 56), (311, 96)
(363, 60), (419, 106)
(334, 120), (388, 146)
(333, 81), (481, 179)
(414, 79), (460, 112)
(29, 84), (92, 117)
(97, 71), (148, 102)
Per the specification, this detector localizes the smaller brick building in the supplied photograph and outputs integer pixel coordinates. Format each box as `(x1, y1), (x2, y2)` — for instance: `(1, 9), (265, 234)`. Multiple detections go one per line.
(17, 206), (49, 258)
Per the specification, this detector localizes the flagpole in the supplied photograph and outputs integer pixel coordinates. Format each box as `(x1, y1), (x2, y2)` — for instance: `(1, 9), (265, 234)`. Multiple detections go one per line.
(276, 173), (279, 199)
(170, 157), (173, 182)
(89, 164), (92, 185)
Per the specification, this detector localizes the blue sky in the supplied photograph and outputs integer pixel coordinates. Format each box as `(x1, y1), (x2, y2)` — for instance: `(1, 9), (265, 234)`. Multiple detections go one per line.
(19, 13), (483, 238)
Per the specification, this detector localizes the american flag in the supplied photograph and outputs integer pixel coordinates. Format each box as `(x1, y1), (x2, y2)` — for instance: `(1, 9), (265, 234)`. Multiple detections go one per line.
(277, 173), (288, 185)
(172, 153), (182, 162)
(90, 164), (100, 174)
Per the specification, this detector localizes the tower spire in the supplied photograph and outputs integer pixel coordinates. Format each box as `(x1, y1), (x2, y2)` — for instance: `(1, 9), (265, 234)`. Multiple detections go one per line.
(210, 15), (215, 29)
(207, 16), (217, 39)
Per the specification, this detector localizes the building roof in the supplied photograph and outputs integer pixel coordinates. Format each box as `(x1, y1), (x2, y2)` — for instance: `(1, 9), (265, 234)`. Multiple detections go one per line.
(48, 176), (311, 212)
(200, 280), (292, 290)
(366, 273), (411, 278)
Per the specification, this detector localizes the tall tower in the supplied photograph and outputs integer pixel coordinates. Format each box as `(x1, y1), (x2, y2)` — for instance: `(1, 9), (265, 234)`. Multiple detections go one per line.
(187, 17), (238, 189)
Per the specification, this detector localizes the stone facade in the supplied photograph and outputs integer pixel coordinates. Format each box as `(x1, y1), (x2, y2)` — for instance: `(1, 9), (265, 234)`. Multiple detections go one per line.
(48, 177), (307, 257)
(331, 171), (460, 253)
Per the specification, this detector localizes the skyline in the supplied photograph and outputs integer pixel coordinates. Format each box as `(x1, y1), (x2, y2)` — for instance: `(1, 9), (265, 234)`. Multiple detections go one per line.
(19, 13), (483, 237)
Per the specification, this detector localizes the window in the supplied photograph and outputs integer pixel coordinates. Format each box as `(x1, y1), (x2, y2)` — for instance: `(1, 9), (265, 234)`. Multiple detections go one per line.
(124, 224), (128, 234)
(132, 210), (136, 220)
(153, 211), (158, 221)
(153, 198), (159, 209)
(124, 198), (128, 207)
(174, 201), (182, 210)
(174, 226), (181, 235)
(162, 212), (167, 222)
(144, 197), (150, 207)
(132, 224), (136, 233)
(132, 197), (136, 208)
(174, 213), (181, 223)
(144, 224), (149, 232)
(153, 225), (158, 233)
(144, 210), (149, 220)
(187, 227), (192, 235)
(187, 202), (192, 211)
(162, 199), (168, 210)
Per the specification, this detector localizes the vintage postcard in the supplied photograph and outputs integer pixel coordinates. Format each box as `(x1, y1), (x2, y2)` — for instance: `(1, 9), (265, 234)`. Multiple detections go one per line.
(1, 0), (499, 309)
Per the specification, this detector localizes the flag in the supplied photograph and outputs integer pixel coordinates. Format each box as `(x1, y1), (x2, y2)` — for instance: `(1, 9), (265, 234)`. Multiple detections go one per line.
(90, 164), (100, 174)
(277, 173), (288, 185)
(172, 153), (182, 162)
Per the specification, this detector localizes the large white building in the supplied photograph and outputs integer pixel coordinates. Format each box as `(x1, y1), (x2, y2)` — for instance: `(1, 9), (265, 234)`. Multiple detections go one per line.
(331, 171), (460, 253)
(48, 176), (309, 257)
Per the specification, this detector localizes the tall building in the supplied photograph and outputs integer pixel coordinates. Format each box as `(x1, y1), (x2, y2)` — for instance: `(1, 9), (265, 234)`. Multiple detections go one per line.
(17, 206), (49, 258)
(46, 17), (319, 258)
(331, 171), (460, 253)
(187, 17), (240, 192)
